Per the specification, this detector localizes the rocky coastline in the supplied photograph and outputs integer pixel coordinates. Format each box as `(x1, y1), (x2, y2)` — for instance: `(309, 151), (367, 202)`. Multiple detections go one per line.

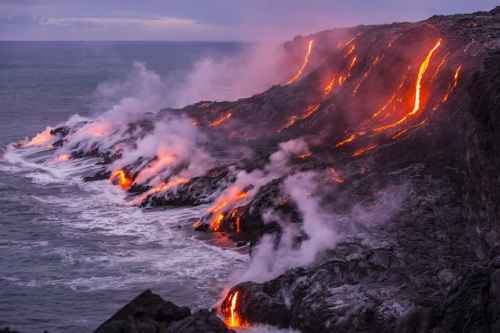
(7, 6), (500, 333)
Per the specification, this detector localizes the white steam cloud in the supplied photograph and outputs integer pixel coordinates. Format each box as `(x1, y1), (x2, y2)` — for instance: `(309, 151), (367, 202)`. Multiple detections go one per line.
(238, 172), (408, 283)
(66, 62), (169, 152)
(114, 117), (212, 186)
(174, 43), (289, 107)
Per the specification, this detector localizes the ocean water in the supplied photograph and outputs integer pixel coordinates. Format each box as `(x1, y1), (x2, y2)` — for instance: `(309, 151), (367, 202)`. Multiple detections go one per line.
(0, 41), (248, 333)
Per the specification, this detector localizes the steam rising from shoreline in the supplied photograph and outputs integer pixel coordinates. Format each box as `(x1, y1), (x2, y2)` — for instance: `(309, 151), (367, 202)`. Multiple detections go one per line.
(238, 172), (408, 283)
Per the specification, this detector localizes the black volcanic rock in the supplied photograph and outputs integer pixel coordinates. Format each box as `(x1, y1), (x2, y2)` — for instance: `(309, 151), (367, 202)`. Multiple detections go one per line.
(142, 166), (236, 208)
(166, 310), (235, 333)
(95, 290), (190, 333)
(0, 328), (19, 333)
(95, 290), (234, 333)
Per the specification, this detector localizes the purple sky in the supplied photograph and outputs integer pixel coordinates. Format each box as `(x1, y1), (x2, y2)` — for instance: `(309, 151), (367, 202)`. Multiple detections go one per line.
(0, 0), (498, 41)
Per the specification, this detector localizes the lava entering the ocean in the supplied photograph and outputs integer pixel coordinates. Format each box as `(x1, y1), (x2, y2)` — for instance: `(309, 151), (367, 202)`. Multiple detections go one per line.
(130, 177), (190, 205)
(24, 127), (53, 147)
(221, 290), (245, 328)
(110, 169), (133, 190)
(208, 187), (248, 231)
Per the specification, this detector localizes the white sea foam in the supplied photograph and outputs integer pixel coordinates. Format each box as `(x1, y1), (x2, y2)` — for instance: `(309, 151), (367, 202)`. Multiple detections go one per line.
(2, 147), (248, 296)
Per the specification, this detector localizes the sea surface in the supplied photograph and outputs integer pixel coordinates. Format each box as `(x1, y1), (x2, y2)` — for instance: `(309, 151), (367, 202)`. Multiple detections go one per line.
(0, 41), (248, 333)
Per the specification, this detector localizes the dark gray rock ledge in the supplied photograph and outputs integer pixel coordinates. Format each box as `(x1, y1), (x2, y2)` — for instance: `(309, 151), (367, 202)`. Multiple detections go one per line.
(94, 290), (235, 333)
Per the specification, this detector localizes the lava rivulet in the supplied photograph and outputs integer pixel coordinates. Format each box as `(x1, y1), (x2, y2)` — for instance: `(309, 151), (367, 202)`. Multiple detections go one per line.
(286, 40), (315, 85)
(110, 169), (133, 190)
(352, 143), (378, 157)
(222, 290), (244, 328)
(373, 39), (442, 132)
(208, 187), (248, 231)
(441, 65), (462, 103)
(210, 112), (233, 128)
(335, 39), (447, 157)
(130, 177), (190, 205)
(280, 103), (320, 131)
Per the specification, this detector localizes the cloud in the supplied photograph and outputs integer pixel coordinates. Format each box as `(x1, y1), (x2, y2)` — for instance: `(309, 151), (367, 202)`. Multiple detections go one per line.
(42, 16), (206, 31)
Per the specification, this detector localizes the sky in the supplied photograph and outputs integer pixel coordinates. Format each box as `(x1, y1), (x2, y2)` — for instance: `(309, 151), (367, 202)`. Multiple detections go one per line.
(0, 0), (498, 41)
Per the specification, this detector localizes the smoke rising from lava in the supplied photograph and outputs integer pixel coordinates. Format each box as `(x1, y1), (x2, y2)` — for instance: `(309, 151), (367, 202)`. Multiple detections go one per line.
(237, 172), (408, 283)
(174, 43), (291, 107)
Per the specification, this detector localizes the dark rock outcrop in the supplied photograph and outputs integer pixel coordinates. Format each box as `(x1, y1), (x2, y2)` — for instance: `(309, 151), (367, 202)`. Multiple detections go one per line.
(95, 290), (234, 333)
(166, 310), (235, 333)
(0, 328), (19, 333)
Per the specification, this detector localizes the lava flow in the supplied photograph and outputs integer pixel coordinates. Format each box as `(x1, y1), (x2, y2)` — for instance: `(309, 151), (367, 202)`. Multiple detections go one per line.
(24, 127), (53, 147)
(373, 39), (442, 132)
(110, 169), (133, 190)
(210, 112), (233, 128)
(222, 290), (244, 328)
(286, 40), (315, 85)
(130, 177), (190, 205)
(441, 65), (462, 103)
(57, 154), (70, 161)
(280, 103), (320, 131)
(334, 38), (447, 157)
(208, 187), (248, 231)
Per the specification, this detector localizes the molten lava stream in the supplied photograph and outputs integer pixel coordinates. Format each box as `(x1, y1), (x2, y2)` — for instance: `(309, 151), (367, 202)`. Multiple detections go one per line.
(352, 143), (378, 157)
(110, 169), (133, 190)
(222, 290), (245, 328)
(208, 188), (248, 231)
(372, 39), (442, 133)
(286, 40), (315, 85)
(353, 55), (382, 96)
(130, 177), (189, 205)
(210, 112), (232, 128)
(441, 65), (462, 103)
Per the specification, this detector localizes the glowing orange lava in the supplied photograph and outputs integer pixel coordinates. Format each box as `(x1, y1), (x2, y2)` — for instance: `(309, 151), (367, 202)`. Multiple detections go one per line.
(441, 65), (462, 103)
(352, 144), (378, 157)
(24, 128), (53, 147)
(110, 169), (133, 190)
(301, 104), (320, 120)
(223, 290), (244, 328)
(353, 55), (382, 96)
(131, 177), (189, 205)
(135, 151), (177, 184)
(336, 134), (357, 148)
(210, 112), (233, 127)
(373, 39), (442, 132)
(346, 44), (356, 57)
(57, 154), (70, 161)
(286, 40), (315, 85)
(208, 187), (248, 231)
(348, 56), (358, 71)
(281, 103), (320, 131)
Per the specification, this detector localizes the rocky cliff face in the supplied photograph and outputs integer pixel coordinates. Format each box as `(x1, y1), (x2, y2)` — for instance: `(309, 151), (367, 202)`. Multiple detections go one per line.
(20, 6), (500, 333)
